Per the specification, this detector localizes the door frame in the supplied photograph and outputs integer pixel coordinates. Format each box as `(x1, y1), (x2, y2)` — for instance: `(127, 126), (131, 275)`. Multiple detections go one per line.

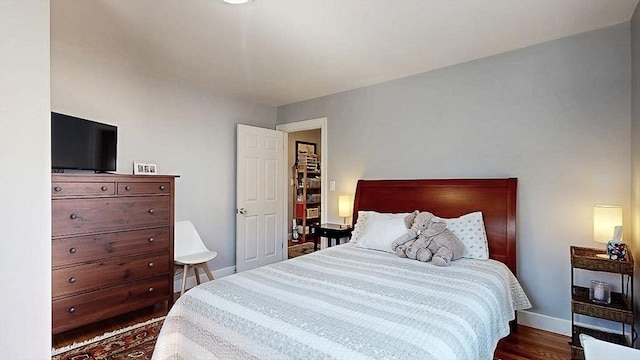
(276, 117), (328, 259)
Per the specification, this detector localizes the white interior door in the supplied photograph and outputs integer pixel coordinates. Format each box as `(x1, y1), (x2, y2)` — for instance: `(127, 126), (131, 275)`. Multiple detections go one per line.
(236, 124), (284, 272)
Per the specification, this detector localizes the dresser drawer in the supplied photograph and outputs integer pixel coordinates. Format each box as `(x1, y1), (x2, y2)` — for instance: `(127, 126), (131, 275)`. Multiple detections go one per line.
(118, 182), (171, 195)
(52, 276), (169, 334)
(52, 252), (169, 298)
(52, 197), (170, 236)
(52, 182), (115, 197)
(52, 227), (171, 267)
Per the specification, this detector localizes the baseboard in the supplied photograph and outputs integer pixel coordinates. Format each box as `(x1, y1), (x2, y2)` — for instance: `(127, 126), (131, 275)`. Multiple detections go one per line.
(173, 264), (236, 293)
(517, 310), (571, 336)
(517, 310), (630, 340)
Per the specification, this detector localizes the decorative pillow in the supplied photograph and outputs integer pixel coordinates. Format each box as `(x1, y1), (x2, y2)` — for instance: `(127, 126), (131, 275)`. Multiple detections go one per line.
(442, 211), (489, 260)
(355, 212), (410, 253)
(350, 211), (375, 243)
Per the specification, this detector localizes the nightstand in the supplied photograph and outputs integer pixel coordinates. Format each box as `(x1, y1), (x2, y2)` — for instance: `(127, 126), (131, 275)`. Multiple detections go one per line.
(310, 223), (353, 251)
(569, 246), (635, 360)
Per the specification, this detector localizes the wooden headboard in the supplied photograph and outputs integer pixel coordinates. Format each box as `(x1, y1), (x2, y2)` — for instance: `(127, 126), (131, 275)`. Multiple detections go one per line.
(353, 178), (518, 275)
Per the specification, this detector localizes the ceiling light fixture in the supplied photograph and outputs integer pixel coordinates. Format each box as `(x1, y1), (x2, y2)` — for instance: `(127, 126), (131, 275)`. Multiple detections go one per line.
(223, 0), (253, 4)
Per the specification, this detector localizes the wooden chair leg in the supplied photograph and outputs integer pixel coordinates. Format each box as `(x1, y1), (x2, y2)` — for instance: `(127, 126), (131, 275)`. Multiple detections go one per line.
(193, 265), (201, 285)
(180, 264), (189, 296)
(203, 262), (215, 281)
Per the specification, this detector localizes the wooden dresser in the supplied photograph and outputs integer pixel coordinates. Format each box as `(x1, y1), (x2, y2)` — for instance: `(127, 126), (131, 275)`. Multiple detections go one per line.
(51, 174), (176, 334)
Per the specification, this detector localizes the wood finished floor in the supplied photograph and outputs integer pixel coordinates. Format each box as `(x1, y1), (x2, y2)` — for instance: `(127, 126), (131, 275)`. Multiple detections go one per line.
(495, 326), (571, 360)
(288, 238), (317, 247)
(54, 299), (572, 359)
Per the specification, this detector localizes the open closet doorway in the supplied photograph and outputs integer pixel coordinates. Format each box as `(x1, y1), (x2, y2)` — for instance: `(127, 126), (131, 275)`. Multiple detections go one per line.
(276, 118), (328, 260)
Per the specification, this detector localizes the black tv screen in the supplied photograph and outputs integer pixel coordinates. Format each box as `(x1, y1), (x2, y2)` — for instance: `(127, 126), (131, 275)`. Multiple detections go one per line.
(51, 112), (117, 172)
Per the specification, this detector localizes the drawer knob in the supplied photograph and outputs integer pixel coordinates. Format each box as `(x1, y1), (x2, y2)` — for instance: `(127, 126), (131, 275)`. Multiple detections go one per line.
(148, 209), (154, 214)
(70, 214), (77, 220)
(148, 287), (154, 293)
(69, 247), (77, 254)
(148, 237), (154, 243)
(148, 262), (154, 268)
(68, 307), (76, 314)
(101, 186), (108, 191)
(125, 186), (131, 191)
(69, 277), (76, 284)
(54, 186), (62, 192)
(159, 185), (166, 190)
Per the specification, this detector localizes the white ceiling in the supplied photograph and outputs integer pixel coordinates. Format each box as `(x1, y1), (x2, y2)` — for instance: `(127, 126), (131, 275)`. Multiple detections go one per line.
(51, 0), (639, 106)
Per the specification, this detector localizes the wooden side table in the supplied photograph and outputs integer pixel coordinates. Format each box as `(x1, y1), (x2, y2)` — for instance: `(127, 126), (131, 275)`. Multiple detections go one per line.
(310, 223), (353, 251)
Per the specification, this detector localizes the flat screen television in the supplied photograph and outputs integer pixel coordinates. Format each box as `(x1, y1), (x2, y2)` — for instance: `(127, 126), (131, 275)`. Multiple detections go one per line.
(51, 112), (117, 172)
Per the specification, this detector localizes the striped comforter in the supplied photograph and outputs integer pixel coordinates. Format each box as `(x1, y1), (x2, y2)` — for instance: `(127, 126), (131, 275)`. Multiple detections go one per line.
(153, 243), (531, 360)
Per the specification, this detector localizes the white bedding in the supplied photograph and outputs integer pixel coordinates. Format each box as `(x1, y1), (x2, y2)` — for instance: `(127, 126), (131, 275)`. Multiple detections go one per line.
(153, 243), (531, 360)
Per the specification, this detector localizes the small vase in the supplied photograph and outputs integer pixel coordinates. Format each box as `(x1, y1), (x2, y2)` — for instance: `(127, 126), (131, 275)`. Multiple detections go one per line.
(607, 241), (626, 260)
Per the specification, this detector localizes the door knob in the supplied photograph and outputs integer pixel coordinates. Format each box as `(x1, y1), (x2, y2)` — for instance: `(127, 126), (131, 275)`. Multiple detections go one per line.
(237, 208), (247, 215)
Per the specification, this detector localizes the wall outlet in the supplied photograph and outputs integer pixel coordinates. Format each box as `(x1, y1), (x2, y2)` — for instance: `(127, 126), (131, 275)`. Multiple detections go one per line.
(330, 180), (336, 191)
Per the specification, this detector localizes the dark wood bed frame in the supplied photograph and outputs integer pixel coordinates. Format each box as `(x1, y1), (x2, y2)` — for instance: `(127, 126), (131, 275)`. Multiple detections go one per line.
(352, 178), (518, 276)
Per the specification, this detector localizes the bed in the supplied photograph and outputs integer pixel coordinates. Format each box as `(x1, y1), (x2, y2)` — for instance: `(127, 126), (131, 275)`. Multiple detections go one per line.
(153, 178), (531, 360)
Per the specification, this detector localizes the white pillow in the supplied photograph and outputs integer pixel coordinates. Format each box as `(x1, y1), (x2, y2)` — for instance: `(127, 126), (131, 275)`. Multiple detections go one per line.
(351, 211), (410, 243)
(442, 211), (489, 260)
(355, 212), (410, 253)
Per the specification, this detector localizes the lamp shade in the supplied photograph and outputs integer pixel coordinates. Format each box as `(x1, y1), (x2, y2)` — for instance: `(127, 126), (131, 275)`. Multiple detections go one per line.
(338, 195), (351, 218)
(593, 205), (622, 244)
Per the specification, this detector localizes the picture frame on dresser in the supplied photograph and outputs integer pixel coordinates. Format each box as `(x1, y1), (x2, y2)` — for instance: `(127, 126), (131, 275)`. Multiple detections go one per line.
(133, 161), (158, 175)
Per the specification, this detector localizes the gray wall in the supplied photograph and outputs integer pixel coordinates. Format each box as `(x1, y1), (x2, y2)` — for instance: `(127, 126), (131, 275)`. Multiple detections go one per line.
(0, 1), (52, 357)
(278, 24), (632, 322)
(51, 39), (277, 270)
(631, 2), (640, 342)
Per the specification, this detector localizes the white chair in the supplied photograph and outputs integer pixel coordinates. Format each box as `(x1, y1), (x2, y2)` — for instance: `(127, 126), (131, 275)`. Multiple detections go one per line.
(174, 220), (218, 296)
(580, 334), (640, 360)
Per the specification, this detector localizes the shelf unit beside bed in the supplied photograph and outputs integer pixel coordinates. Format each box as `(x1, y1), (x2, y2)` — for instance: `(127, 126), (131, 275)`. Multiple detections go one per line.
(569, 246), (635, 360)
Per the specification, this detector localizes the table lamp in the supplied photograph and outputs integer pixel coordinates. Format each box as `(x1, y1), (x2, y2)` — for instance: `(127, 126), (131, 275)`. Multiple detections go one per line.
(338, 195), (351, 225)
(593, 205), (623, 259)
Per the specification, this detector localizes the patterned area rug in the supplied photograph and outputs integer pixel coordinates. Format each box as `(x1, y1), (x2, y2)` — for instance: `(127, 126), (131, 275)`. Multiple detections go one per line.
(288, 242), (315, 258)
(52, 316), (165, 360)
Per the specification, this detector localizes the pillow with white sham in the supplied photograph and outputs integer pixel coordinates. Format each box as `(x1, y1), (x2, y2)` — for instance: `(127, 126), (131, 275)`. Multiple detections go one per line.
(442, 211), (489, 260)
(355, 212), (410, 253)
(350, 211), (410, 243)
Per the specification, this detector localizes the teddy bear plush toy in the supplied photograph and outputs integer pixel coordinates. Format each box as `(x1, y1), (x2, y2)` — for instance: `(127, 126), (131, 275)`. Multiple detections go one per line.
(391, 210), (465, 266)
